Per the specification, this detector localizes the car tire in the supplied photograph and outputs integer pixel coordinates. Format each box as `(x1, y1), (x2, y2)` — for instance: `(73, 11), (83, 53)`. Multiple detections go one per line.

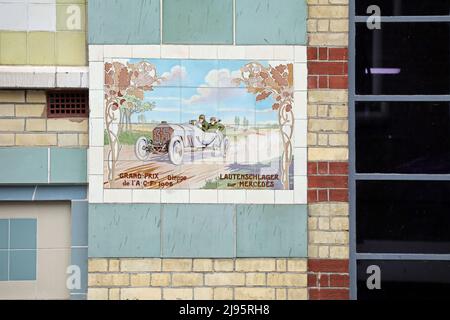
(135, 137), (152, 161)
(169, 136), (184, 165)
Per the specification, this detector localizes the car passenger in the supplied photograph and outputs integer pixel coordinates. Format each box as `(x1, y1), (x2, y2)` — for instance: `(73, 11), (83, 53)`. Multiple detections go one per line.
(197, 114), (209, 132)
(208, 117), (225, 132)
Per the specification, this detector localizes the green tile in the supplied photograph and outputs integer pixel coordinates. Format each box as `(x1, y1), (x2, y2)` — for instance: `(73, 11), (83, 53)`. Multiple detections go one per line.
(163, 0), (233, 44)
(10, 219), (37, 250)
(237, 205), (308, 257)
(56, 31), (86, 66)
(9, 250), (36, 281)
(50, 148), (87, 184)
(0, 32), (27, 65)
(27, 32), (56, 65)
(56, 3), (86, 31)
(0, 148), (48, 184)
(0, 220), (8, 250)
(89, 204), (161, 258)
(236, 0), (307, 45)
(0, 251), (7, 281)
(162, 204), (235, 258)
(88, 0), (160, 44)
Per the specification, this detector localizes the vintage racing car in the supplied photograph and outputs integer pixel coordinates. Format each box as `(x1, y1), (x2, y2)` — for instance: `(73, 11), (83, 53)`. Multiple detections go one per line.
(135, 121), (230, 165)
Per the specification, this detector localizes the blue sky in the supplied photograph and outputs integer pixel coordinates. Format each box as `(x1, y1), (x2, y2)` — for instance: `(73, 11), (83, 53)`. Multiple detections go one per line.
(128, 59), (279, 126)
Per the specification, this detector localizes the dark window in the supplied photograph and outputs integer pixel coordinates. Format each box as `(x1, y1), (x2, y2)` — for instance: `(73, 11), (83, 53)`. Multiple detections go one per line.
(46, 90), (89, 118)
(357, 260), (450, 300)
(356, 22), (450, 95)
(356, 102), (450, 174)
(357, 181), (450, 254)
(356, 0), (450, 16)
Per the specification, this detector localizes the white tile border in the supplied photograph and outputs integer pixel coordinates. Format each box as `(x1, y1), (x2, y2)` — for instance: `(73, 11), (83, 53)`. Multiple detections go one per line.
(89, 45), (308, 205)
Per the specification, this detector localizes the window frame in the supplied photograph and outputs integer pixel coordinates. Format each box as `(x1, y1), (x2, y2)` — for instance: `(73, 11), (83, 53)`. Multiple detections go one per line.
(349, 1), (450, 299)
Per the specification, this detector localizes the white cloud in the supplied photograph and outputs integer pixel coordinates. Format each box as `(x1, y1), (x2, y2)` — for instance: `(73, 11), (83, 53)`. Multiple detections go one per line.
(184, 68), (244, 105)
(160, 65), (187, 85)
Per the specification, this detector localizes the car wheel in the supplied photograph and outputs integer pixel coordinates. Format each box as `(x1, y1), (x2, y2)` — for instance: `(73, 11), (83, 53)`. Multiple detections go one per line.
(169, 137), (184, 165)
(135, 137), (152, 161)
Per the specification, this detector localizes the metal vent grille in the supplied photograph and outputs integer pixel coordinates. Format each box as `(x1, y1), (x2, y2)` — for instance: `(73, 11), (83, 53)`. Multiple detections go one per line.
(46, 90), (89, 118)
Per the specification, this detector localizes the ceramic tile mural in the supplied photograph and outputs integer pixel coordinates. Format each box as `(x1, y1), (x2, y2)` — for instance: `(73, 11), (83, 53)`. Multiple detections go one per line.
(104, 58), (297, 190)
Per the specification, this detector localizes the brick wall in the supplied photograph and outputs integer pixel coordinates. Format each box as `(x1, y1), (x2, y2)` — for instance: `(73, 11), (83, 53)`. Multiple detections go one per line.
(307, 0), (350, 299)
(0, 90), (88, 147)
(88, 258), (308, 300)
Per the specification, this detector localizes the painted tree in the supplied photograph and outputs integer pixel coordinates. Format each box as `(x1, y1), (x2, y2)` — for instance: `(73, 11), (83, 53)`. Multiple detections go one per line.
(104, 61), (162, 185)
(233, 62), (294, 190)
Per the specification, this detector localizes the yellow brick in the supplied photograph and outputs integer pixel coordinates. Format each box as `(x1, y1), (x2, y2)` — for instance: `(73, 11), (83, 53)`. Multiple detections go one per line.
(194, 288), (213, 300)
(308, 105), (317, 117)
(308, 133), (317, 146)
(318, 246), (330, 258)
(309, 203), (349, 217)
(235, 259), (276, 272)
(130, 273), (151, 287)
(109, 288), (120, 300)
(330, 19), (349, 32)
(15, 133), (57, 146)
(0, 134), (14, 146)
(235, 288), (275, 300)
(308, 245), (319, 258)
(88, 259), (108, 272)
(151, 273), (171, 287)
(213, 288), (233, 300)
(308, 147), (348, 161)
(276, 288), (287, 300)
(309, 119), (348, 132)
(15, 104), (45, 117)
(0, 104), (14, 117)
(319, 217), (330, 230)
(309, 217), (318, 230)
(246, 273), (266, 286)
(121, 259), (161, 272)
(331, 217), (349, 230)
(162, 259), (192, 272)
(26, 91), (47, 103)
(329, 105), (348, 118)
(267, 273), (307, 287)
(121, 288), (161, 300)
(317, 19), (329, 32)
(88, 273), (130, 287)
(318, 134), (328, 146)
(163, 288), (193, 300)
(88, 288), (108, 300)
(276, 259), (287, 272)
(214, 259), (234, 271)
(307, 19), (317, 32)
(309, 33), (348, 46)
(310, 231), (348, 245)
(0, 90), (25, 103)
(79, 133), (89, 146)
(309, 6), (349, 19)
(329, 134), (348, 146)
(26, 119), (46, 131)
(205, 273), (245, 286)
(172, 273), (203, 287)
(58, 134), (78, 146)
(47, 119), (88, 132)
(193, 259), (213, 272)
(109, 259), (120, 272)
(287, 259), (307, 272)
(288, 289), (308, 300)
(330, 246), (349, 259)
(0, 119), (24, 131)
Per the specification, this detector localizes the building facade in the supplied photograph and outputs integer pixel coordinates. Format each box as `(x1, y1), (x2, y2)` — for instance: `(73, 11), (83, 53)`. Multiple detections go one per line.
(15, 0), (450, 300)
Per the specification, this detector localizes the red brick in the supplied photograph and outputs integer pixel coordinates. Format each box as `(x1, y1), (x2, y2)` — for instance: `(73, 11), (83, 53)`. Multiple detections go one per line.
(309, 288), (349, 300)
(307, 47), (318, 60)
(318, 189), (328, 202)
(308, 62), (346, 75)
(329, 76), (348, 89)
(318, 76), (328, 88)
(308, 190), (318, 203)
(328, 48), (348, 61)
(329, 162), (348, 174)
(308, 162), (318, 175)
(308, 274), (318, 287)
(319, 274), (329, 287)
(308, 259), (349, 273)
(329, 189), (348, 202)
(330, 274), (350, 288)
(319, 47), (328, 60)
(308, 176), (348, 189)
(308, 76), (318, 89)
(318, 162), (329, 174)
